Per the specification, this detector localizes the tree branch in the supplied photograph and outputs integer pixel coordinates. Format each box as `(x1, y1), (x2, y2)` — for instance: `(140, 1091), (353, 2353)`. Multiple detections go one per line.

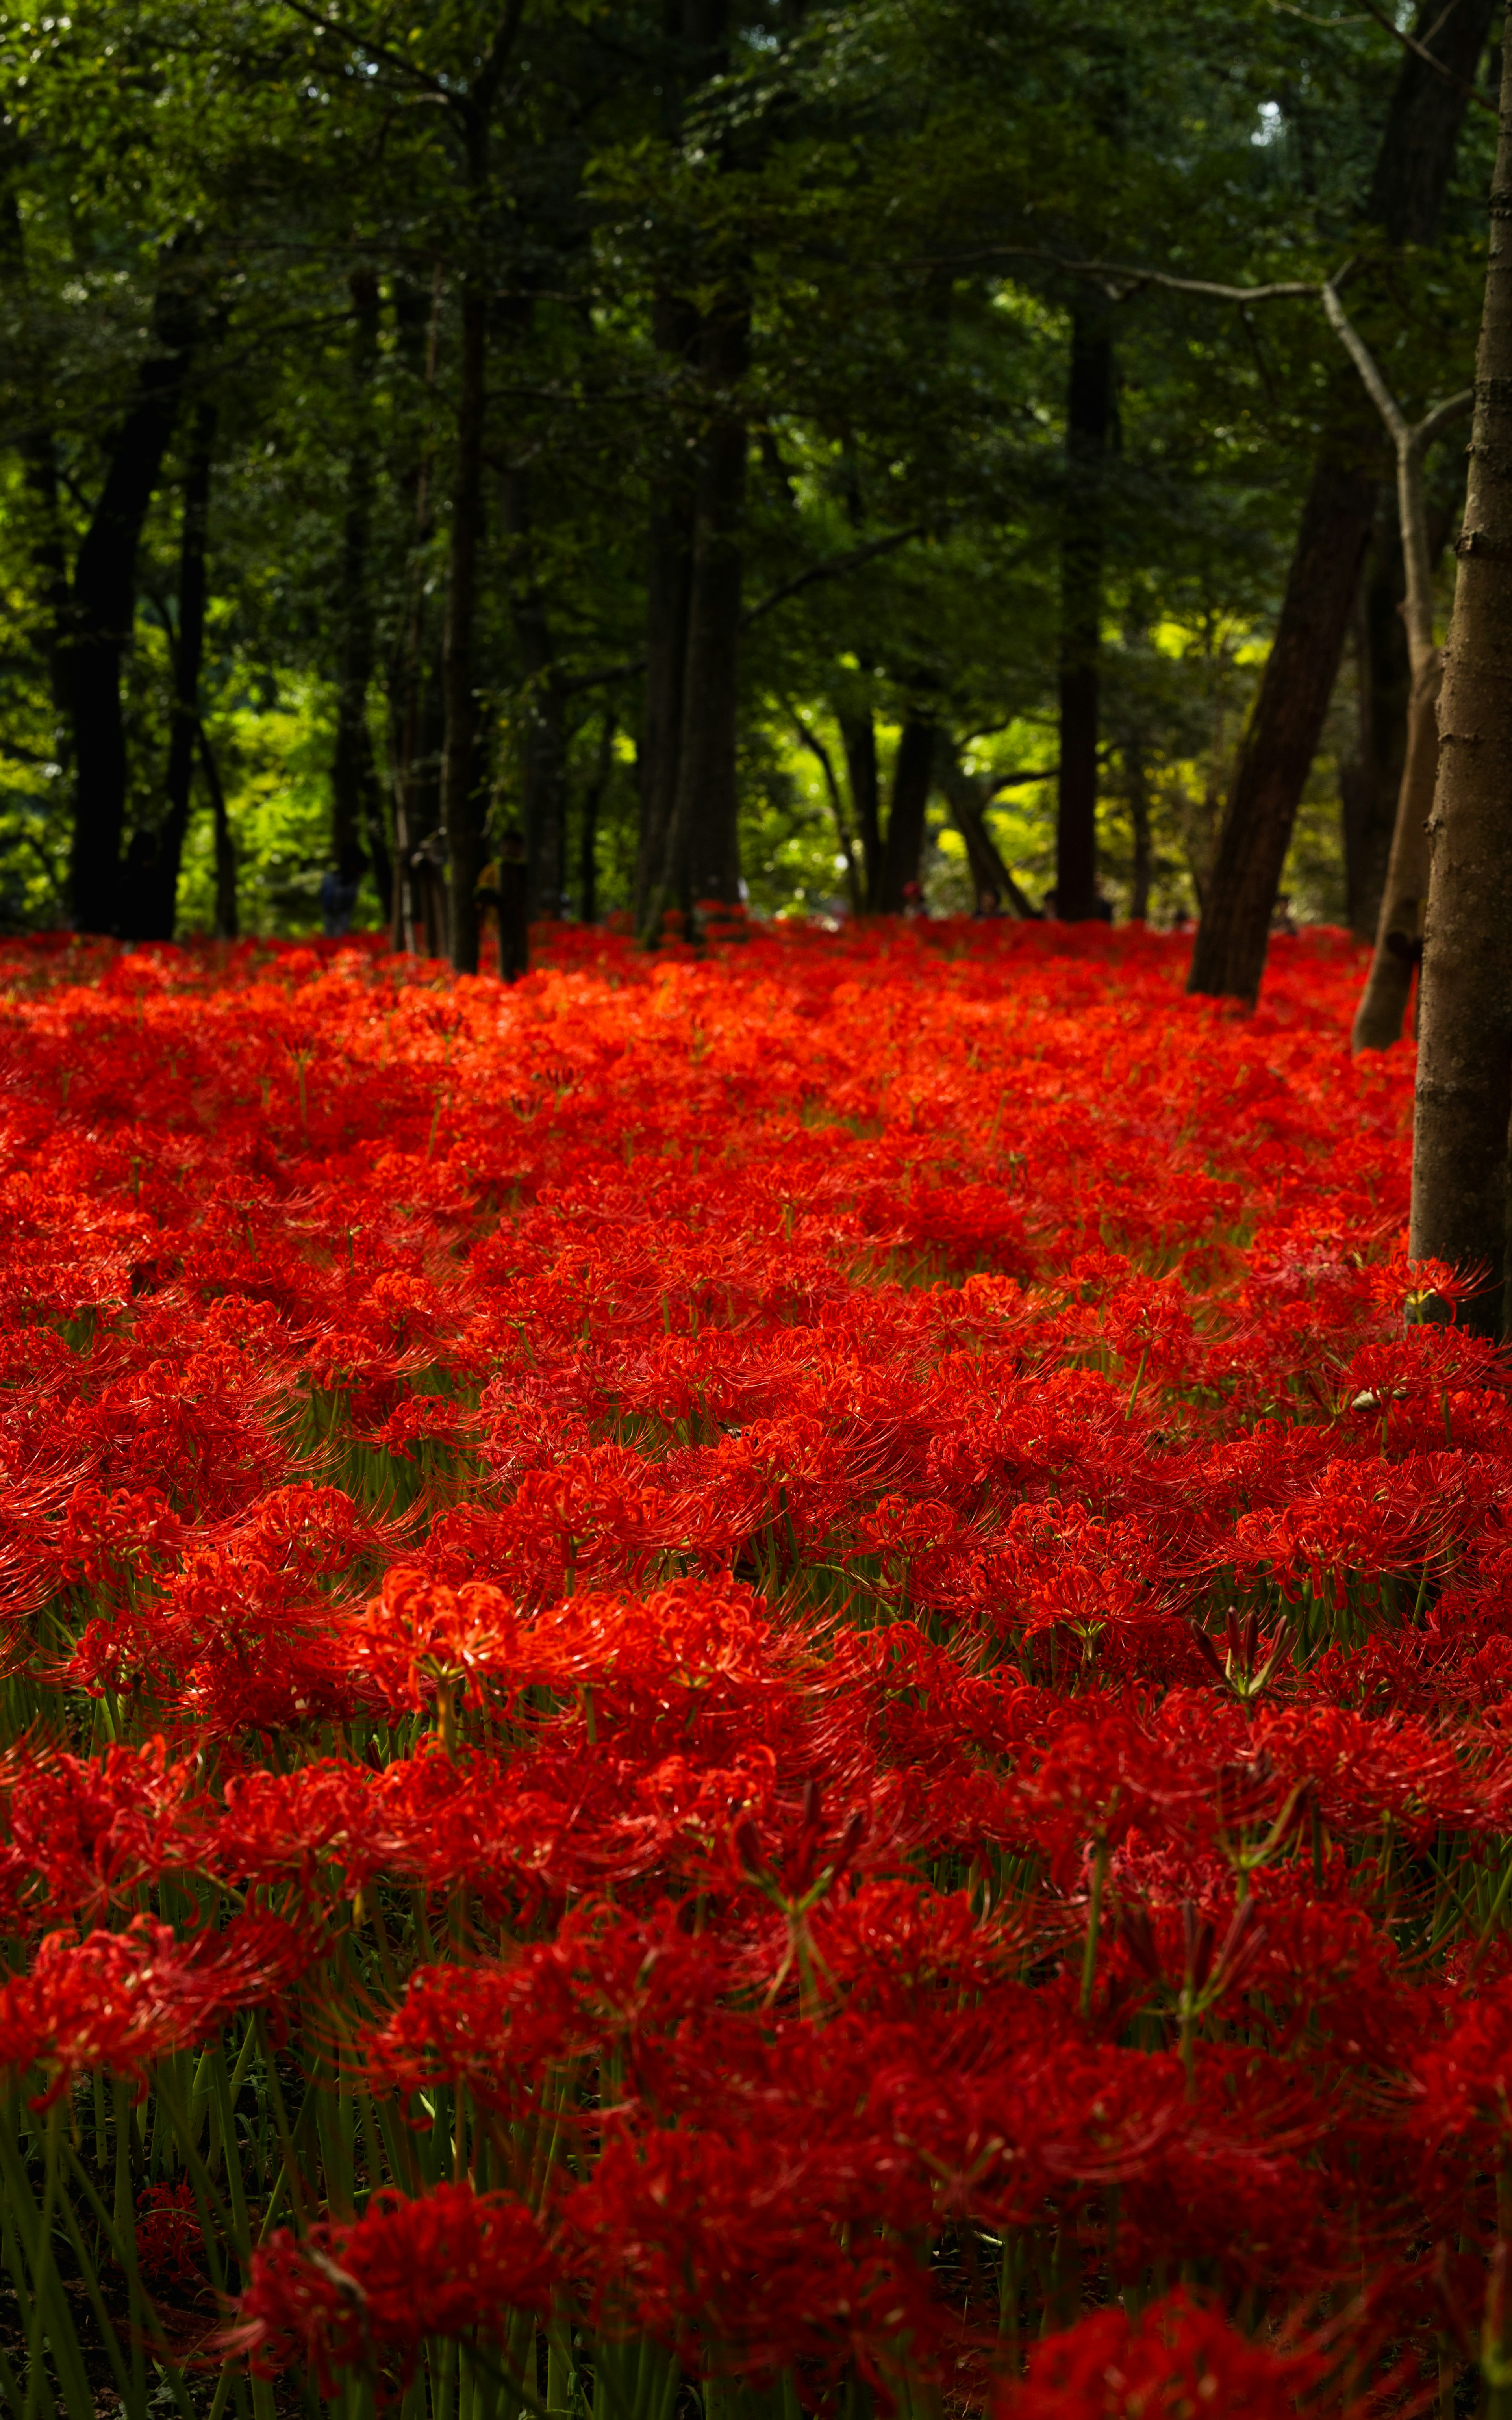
(1347, 0), (1500, 113)
(741, 522), (932, 630)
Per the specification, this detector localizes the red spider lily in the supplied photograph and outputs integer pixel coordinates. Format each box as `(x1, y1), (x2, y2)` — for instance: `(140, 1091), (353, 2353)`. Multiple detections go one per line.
(998, 2292), (1345, 2420)
(0, 1908), (317, 2105)
(226, 2183), (557, 2390)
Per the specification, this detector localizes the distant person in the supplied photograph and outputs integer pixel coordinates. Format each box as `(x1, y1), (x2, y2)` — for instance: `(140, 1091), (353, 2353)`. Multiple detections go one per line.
(476, 827), (529, 981)
(321, 845), (364, 938)
(901, 879), (928, 920)
(974, 886), (1002, 919)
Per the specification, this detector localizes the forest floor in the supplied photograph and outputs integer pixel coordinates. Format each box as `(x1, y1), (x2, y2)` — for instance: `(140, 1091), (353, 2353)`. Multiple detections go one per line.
(0, 920), (1505, 2420)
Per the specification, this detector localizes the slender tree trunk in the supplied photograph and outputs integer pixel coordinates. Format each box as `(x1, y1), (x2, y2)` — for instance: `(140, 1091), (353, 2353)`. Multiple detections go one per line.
(937, 742), (1040, 918)
(442, 267), (488, 975)
(580, 711), (615, 924)
(840, 706), (883, 908)
(1410, 17), (1512, 1330)
(198, 723), (237, 939)
(1056, 295), (1114, 921)
(1316, 281), (1475, 1052)
(1189, 0), (1499, 1001)
(130, 400), (216, 942)
(390, 267), (445, 952)
(67, 258), (198, 934)
(876, 709), (937, 912)
(502, 465), (567, 917)
(636, 297), (699, 928)
(0, 147), (70, 771)
(332, 268), (388, 912)
(1127, 739), (1153, 922)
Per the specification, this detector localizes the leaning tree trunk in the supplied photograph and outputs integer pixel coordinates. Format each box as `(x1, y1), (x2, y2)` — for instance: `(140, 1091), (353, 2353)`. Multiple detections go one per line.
(198, 725), (237, 939)
(67, 256), (198, 934)
(1056, 293), (1114, 922)
(1316, 279), (1475, 1053)
(1188, 0), (1499, 1003)
(1410, 15), (1512, 1334)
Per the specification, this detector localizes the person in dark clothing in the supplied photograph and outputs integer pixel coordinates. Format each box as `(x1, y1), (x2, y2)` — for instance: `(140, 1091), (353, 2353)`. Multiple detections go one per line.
(476, 827), (529, 982)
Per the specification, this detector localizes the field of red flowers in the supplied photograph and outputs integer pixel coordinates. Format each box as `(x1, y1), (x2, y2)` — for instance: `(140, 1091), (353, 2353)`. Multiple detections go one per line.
(1, 916), (1507, 2420)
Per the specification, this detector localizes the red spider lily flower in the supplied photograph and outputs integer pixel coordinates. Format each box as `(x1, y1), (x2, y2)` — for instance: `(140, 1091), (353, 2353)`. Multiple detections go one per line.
(997, 2291), (1340, 2420)
(135, 2180), (206, 2290)
(0, 1908), (319, 2105)
(226, 2184), (557, 2390)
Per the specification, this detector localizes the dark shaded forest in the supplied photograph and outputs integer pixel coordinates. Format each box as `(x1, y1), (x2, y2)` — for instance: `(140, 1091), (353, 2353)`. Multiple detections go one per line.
(0, 0), (1501, 987)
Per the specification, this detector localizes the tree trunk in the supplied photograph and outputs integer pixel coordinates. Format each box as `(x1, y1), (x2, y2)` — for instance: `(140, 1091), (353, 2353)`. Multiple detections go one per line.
(389, 268), (445, 952)
(875, 710), (937, 912)
(332, 268), (387, 912)
(580, 711), (616, 925)
(1189, 0), (1499, 1001)
(1410, 15), (1512, 1330)
(937, 742), (1041, 919)
(0, 146), (70, 766)
(67, 257), (198, 934)
(129, 400), (216, 942)
(840, 705), (883, 908)
(635, 296), (699, 929)
(1341, 519), (1412, 940)
(198, 723), (237, 939)
(502, 465), (567, 918)
(647, 299), (749, 933)
(1056, 295), (1114, 921)
(442, 270), (488, 975)
(1126, 738), (1153, 922)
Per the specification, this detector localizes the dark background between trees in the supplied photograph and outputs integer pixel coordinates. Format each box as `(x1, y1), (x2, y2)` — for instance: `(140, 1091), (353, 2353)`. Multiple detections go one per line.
(0, 0), (1500, 985)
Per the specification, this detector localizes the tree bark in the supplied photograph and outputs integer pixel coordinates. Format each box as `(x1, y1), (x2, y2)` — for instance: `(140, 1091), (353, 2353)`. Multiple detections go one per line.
(389, 267), (445, 952)
(502, 464), (567, 917)
(332, 268), (388, 912)
(0, 144), (70, 760)
(635, 297), (699, 929)
(1341, 520), (1411, 940)
(198, 723), (237, 940)
(442, 266), (488, 974)
(128, 400), (216, 942)
(937, 742), (1041, 919)
(875, 709), (938, 912)
(1410, 15), (1512, 1331)
(579, 710), (616, 925)
(840, 705), (883, 908)
(67, 256), (198, 934)
(1056, 295), (1114, 921)
(1188, 0), (1499, 1002)
(646, 299), (749, 933)
(1316, 282), (1474, 1052)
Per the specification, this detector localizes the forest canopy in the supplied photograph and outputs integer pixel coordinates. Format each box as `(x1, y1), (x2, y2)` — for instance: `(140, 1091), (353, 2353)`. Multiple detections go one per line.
(0, 0), (1499, 952)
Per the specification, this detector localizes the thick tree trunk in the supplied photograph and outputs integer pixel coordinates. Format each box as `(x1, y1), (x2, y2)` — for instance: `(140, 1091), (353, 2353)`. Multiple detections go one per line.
(1188, 0), (1499, 1001)
(1056, 296), (1114, 922)
(67, 260), (198, 934)
(647, 301), (749, 933)
(840, 706), (883, 908)
(442, 274), (488, 974)
(1410, 16), (1512, 1331)
(0, 149), (70, 760)
(502, 465), (567, 918)
(332, 269), (388, 911)
(128, 401), (215, 942)
(875, 710), (937, 912)
(1341, 520), (1412, 940)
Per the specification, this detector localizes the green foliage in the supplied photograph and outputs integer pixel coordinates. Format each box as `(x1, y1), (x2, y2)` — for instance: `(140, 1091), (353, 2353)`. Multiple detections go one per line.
(0, 0), (1496, 933)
